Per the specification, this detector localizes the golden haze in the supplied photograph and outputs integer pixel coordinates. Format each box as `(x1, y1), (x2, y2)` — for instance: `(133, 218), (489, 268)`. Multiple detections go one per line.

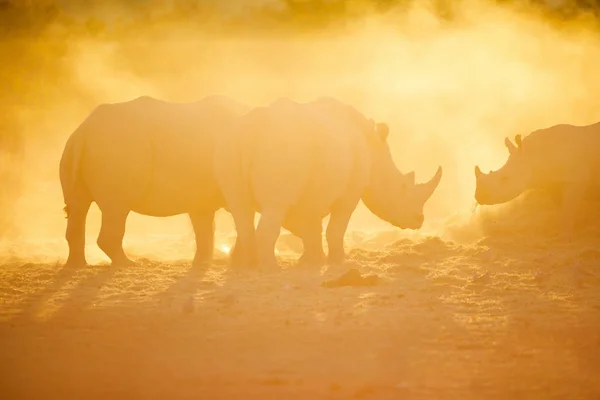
(1, 0), (600, 263)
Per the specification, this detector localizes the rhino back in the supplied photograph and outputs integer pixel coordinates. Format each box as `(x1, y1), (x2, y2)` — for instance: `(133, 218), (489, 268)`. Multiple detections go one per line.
(80, 96), (243, 216)
(215, 97), (372, 218)
(526, 121), (600, 187)
(248, 101), (360, 215)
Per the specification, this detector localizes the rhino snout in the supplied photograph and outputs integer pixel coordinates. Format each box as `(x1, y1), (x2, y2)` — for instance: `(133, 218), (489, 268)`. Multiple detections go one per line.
(395, 213), (424, 230)
(474, 187), (491, 205)
(415, 214), (424, 227)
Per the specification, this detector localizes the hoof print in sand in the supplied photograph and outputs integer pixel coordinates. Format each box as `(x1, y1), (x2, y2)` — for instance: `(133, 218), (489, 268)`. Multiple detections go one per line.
(322, 268), (380, 288)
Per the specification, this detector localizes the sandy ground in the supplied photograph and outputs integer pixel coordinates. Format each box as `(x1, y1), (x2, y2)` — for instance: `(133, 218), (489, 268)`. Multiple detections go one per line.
(1, 199), (600, 399)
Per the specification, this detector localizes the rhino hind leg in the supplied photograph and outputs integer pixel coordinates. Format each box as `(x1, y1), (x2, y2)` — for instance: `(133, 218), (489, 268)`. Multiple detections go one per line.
(229, 235), (257, 269)
(284, 213), (325, 268)
(256, 206), (287, 271)
(189, 210), (215, 268)
(64, 197), (92, 268)
(228, 209), (258, 270)
(97, 207), (134, 266)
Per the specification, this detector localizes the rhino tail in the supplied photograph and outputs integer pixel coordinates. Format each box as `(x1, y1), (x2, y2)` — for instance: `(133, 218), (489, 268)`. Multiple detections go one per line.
(59, 130), (85, 219)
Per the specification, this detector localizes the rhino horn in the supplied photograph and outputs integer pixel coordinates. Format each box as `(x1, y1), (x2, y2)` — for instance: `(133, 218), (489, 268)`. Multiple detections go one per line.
(475, 165), (482, 178)
(418, 166), (443, 201)
(376, 122), (389, 142)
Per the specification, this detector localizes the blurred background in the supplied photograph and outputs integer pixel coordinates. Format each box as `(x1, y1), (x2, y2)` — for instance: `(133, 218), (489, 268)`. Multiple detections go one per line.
(1, 0), (600, 263)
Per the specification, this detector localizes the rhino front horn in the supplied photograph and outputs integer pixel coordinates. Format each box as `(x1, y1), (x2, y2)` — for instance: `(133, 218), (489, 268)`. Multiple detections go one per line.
(475, 165), (482, 178)
(420, 166), (443, 200)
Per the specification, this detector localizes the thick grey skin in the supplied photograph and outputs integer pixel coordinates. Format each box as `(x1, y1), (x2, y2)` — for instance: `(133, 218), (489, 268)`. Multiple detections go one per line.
(59, 95), (252, 268)
(215, 97), (443, 270)
(474, 121), (600, 232)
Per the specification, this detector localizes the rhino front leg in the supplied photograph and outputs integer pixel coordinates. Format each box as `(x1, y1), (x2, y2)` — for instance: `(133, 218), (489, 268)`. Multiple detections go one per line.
(189, 210), (215, 267)
(97, 207), (134, 266)
(256, 206), (286, 271)
(326, 197), (360, 266)
(228, 208), (258, 270)
(283, 211), (325, 267)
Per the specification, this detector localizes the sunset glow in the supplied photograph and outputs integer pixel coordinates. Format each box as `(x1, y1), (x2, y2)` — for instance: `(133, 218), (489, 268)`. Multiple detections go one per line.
(1, 1), (600, 398)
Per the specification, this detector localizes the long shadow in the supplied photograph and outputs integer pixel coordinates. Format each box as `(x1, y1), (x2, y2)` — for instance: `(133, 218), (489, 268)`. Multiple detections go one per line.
(8, 261), (115, 324)
(46, 263), (123, 321)
(9, 236), (590, 399)
(151, 256), (236, 314)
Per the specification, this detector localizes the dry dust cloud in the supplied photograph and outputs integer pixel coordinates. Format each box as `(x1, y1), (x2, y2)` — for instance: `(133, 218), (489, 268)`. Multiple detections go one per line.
(1, 0), (600, 264)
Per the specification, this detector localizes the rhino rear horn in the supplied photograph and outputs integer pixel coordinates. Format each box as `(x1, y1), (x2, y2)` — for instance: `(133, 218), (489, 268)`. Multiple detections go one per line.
(376, 123), (389, 142)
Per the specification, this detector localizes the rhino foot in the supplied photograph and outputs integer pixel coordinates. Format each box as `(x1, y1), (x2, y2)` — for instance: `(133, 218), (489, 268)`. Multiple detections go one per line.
(297, 251), (326, 269)
(192, 251), (213, 268)
(229, 243), (259, 270)
(257, 252), (281, 273)
(327, 251), (346, 267)
(63, 257), (88, 269)
(110, 257), (138, 268)
(192, 259), (212, 269)
(259, 261), (281, 273)
(229, 255), (259, 271)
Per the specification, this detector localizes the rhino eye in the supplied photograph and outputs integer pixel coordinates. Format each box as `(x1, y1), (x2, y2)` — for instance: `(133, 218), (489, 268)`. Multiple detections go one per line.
(500, 176), (509, 184)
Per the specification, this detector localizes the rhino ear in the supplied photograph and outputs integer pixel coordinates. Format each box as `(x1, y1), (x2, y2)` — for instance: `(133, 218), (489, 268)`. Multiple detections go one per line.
(376, 123), (389, 142)
(515, 134), (522, 148)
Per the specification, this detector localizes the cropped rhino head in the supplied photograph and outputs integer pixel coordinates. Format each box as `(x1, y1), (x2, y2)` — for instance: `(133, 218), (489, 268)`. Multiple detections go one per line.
(362, 122), (443, 229)
(475, 134), (530, 205)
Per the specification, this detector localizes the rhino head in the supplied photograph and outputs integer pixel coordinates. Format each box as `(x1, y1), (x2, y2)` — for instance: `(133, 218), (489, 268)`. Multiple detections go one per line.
(362, 122), (443, 229)
(474, 134), (531, 205)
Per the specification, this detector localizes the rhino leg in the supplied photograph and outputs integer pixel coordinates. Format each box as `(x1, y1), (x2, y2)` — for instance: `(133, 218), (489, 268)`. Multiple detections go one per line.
(256, 206), (287, 271)
(64, 198), (92, 267)
(296, 219), (326, 268)
(282, 211), (325, 267)
(228, 208), (258, 270)
(189, 210), (215, 267)
(229, 235), (256, 269)
(97, 207), (134, 266)
(326, 197), (361, 266)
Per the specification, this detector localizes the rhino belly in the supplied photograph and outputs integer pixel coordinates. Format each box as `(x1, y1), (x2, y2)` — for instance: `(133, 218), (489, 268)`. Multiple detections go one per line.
(81, 130), (156, 212)
(132, 171), (222, 217)
(132, 123), (224, 216)
(284, 137), (355, 220)
(81, 132), (221, 216)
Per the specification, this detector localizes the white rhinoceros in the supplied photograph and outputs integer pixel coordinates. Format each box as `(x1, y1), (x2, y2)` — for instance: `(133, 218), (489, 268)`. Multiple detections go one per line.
(214, 96), (443, 269)
(59, 94), (252, 267)
(474, 121), (600, 231)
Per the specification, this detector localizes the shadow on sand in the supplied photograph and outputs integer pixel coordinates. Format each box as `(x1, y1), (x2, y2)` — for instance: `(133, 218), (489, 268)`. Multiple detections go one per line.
(1, 220), (600, 399)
